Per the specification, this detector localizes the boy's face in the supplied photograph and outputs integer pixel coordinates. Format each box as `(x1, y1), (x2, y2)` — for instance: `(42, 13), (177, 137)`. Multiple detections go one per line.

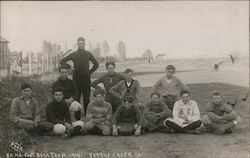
(125, 72), (133, 81)
(107, 65), (115, 75)
(77, 40), (85, 50)
(166, 69), (174, 79)
(211, 95), (222, 105)
(124, 101), (132, 109)
(95, 94), (104, 104)
(151, 94), (160, 104)
(59, 68), (69, 80)
(181, 93), (190, 104)
(21, 88), (32, 98)
(54, 91), (64, 102)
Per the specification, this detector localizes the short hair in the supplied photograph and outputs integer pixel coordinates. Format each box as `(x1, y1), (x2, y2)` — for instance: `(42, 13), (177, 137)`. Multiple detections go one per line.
(77, 37), (85, 42)
(124, 68), (133, 74)
(123, 95), (134, 103)
(21, 83), (32, 90)
(53, 87), (64, 94)
(211, 90), (221, 97)
(59, 64), (71, 72)
(166, 65), (176, 72)
(93, 89), (106, 97)
(151, 92), (160, 98)
(105, 61), (115, 68)
(180, 90), (190, 96)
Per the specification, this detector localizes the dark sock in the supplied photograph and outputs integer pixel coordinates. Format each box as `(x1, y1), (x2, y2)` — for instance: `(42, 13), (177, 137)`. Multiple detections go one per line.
(75, 111), (81, 120)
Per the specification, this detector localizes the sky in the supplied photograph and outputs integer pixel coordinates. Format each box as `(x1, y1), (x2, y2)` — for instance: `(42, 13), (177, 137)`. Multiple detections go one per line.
(1, 1), (249, 59)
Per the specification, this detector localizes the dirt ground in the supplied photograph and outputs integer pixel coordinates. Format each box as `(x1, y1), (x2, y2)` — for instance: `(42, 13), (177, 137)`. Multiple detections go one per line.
(1, 63), (249, 158)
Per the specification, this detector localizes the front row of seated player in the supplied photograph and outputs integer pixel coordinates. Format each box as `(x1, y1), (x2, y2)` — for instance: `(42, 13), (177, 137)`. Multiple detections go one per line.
(10, 83), (241, 137)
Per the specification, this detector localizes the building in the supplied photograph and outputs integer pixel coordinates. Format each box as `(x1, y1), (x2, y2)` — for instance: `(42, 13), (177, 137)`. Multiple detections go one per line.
(155, 53), (168, 61)
(0, 37), (9, 70)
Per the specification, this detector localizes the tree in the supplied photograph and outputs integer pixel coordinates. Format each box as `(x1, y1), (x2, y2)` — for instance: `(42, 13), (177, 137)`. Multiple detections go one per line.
(117, 41), (126, 61)
(143, 49), (154, 64)
(102, 40), (110, 56)
(142, 49), (153, 58)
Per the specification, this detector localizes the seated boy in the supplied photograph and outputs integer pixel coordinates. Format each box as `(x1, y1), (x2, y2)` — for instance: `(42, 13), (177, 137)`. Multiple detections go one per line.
(10, 83), (53, 133)
(84, 89), (113, 136)
(109, 68), (144, 111)
(164, 90), (201, 133)
(112, 96), (143, 136)
(46, 87), (84, 137)
(152, 65), (188, 111)
(201, 90), (241, 135)
(143, 92), (171, 132)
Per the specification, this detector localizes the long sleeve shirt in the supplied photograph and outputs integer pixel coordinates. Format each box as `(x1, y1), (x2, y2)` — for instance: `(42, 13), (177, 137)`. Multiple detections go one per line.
(112, 104), (142, 125)
(46, 101), (72, 124)
(91, 72), (125, 98)
(144, 101), (171, 118)
(10, 96), (40, 124)
(52, 78), (78, 99)
(109, 80), (143, 102)
(205, 102), (235, 123)
(152, 76), (188, 97)
(60, 49), (99, 78)
(172, 100), (200, 126)
(86, 100), (113, 122)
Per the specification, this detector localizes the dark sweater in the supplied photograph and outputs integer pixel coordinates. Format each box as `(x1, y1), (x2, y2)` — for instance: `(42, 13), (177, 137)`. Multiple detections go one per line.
(91, 72), (125, 97)
(60, 49), (99, 77)
(112, 104), (142, 124)
(46, 101), (71, 124)
(52, 78), (78, 99)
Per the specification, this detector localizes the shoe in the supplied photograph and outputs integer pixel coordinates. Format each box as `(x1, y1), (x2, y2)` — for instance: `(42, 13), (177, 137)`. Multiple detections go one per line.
(225, 128), (233, 134)
(213, 128), (225, 135)
(186, 129), (200, 134)
(233, 116), (242, 125)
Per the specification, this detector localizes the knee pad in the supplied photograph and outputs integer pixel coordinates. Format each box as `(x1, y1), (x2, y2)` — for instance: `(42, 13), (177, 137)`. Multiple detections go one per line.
(84, 121), (94, 130)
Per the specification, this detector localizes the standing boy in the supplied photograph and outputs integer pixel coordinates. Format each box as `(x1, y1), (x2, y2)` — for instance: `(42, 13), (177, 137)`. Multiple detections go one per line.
(60, 37), (99, 114)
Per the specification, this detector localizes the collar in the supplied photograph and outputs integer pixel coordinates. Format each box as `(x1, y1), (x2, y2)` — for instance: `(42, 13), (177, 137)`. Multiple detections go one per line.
(20, 96), (33, 100)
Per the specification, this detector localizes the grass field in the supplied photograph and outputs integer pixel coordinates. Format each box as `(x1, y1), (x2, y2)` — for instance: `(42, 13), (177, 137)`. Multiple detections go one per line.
(0, 76), (249, 158)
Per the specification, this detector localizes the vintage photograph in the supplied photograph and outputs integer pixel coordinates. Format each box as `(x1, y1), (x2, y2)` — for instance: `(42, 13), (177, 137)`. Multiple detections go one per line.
(0, 1), (249, 158)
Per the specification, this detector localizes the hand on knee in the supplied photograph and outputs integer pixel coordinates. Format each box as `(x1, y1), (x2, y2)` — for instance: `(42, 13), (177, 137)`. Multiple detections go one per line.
(201, 115), (211, 125)
(102, 128), (111, 136)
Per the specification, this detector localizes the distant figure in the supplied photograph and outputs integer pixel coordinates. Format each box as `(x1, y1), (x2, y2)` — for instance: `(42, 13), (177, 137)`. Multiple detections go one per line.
(212, 54), (236, 72)
(10, 83), (53, 134)
(112, 96), (143, 136)
(60, 37), (99, 114)
(152, 65), (188, 111)
(164, 90), (201, 134)
(201, 90), (241, 135)
(213, 61), (224, 72)
(109, 68), (144, 111)
(91, 61), (125, 113)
